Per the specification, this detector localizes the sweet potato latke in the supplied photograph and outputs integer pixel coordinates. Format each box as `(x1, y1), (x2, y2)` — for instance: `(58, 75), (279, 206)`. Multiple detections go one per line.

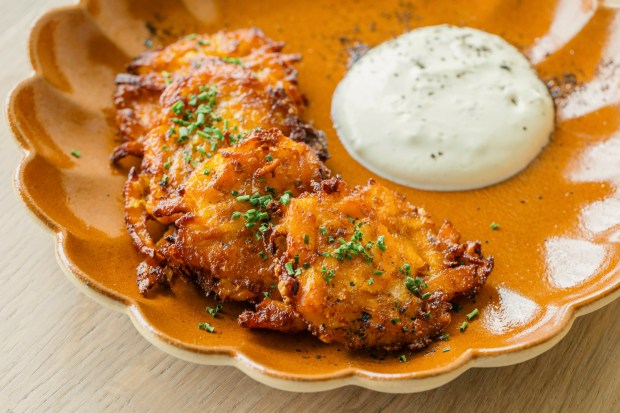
(113, 28), (493, 351)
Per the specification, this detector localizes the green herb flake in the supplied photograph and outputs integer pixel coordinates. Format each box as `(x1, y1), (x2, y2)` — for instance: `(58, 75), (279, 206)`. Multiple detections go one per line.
(206, 304), (223, 318)
(304, 234), (310, 244)
(198, 322), (215, 333)
(70, 150), (81, 158)
(460, 321), (469, 333)
(405, 276), (418, 294)
(322, 266), (336, 283)
(279, 192), (292, 206)
(285, 261), (295, 276)
(171, 100), (185, 115)
(490, 222), (500, 230)
(399, 355), (407, 363)
(466, 308), (479, 321)
(400, 263), (411, 275)
(376, 235), (387, 251)
(373, 270), (384, 276)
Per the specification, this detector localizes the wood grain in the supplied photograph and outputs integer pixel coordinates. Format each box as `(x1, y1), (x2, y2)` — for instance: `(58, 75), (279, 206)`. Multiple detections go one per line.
(0, 1), (619, 412)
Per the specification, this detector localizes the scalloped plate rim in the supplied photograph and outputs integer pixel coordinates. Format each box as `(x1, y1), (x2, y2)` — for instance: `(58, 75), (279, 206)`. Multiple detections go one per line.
(5, 0), (620, 393)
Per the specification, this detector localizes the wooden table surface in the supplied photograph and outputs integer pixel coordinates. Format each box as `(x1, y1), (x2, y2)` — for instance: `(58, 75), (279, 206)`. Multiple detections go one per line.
(1, 1), (619, 412)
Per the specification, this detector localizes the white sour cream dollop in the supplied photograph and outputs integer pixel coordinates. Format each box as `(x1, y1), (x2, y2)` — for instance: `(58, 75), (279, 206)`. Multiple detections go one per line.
(331, 25), (555, 191)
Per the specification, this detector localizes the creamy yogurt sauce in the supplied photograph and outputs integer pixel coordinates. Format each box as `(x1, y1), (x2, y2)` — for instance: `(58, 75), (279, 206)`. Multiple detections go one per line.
(331, 25), (555, 191)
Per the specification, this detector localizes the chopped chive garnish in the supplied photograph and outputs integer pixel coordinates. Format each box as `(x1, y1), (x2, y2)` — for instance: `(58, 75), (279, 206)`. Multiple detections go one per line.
(265, 153), (273, 162)
(373, 270), (384, 276)
(259, 251), (268, 260)
(279, 192), (292, 205)
(206, 304), (223, 317)
(236, 195), (250, 202)
(421, 292), (431, 300)
(203, 169), (211, 175)
(70, 149), (81, 158)
(198, 322), (215, 333)
(285, 261), (295, 275)
(391, 318), (399, 324)
(304, 234), (310, 244)
(367, 278), (374, 285)
(302, 263), (311, 269)
(319, 227), (328, 235)
(263, 291), (272, 298)
(442, 348), (451, 353)
(323, 269), (335, 283)
(178, 126), (189, 143)
(399, 355), (407, 363)
(405, 277), (418, 294)
(400, 263), (411, 275)
(376, 235), (387, 251)
(490, 222), (500, 230)
(171, 100), (185, 115)
(466, 309), (479, 320)
(232, 211), (241, 220)
(460, 321), (469, 332)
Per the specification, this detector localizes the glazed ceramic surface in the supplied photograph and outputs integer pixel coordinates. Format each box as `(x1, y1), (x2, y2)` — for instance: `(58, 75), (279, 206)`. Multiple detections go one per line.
(7, 0), (620, 392)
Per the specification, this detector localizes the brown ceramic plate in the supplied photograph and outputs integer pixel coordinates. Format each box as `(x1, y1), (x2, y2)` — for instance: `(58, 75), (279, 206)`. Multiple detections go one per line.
(8, 0), (620, 393)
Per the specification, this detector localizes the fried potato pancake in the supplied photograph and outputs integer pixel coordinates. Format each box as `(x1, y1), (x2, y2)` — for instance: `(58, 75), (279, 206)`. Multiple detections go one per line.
(156, 129), (328, 301)
(239, 179), (493, 350)
(113, 28), (313, 156)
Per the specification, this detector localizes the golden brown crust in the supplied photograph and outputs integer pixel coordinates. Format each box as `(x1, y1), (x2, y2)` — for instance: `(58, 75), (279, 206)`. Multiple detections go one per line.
(112, 28), (326, 161)
(239, 179), (493, 351)
(135, 129), (328, 299)
(238, 298), (306, 333)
